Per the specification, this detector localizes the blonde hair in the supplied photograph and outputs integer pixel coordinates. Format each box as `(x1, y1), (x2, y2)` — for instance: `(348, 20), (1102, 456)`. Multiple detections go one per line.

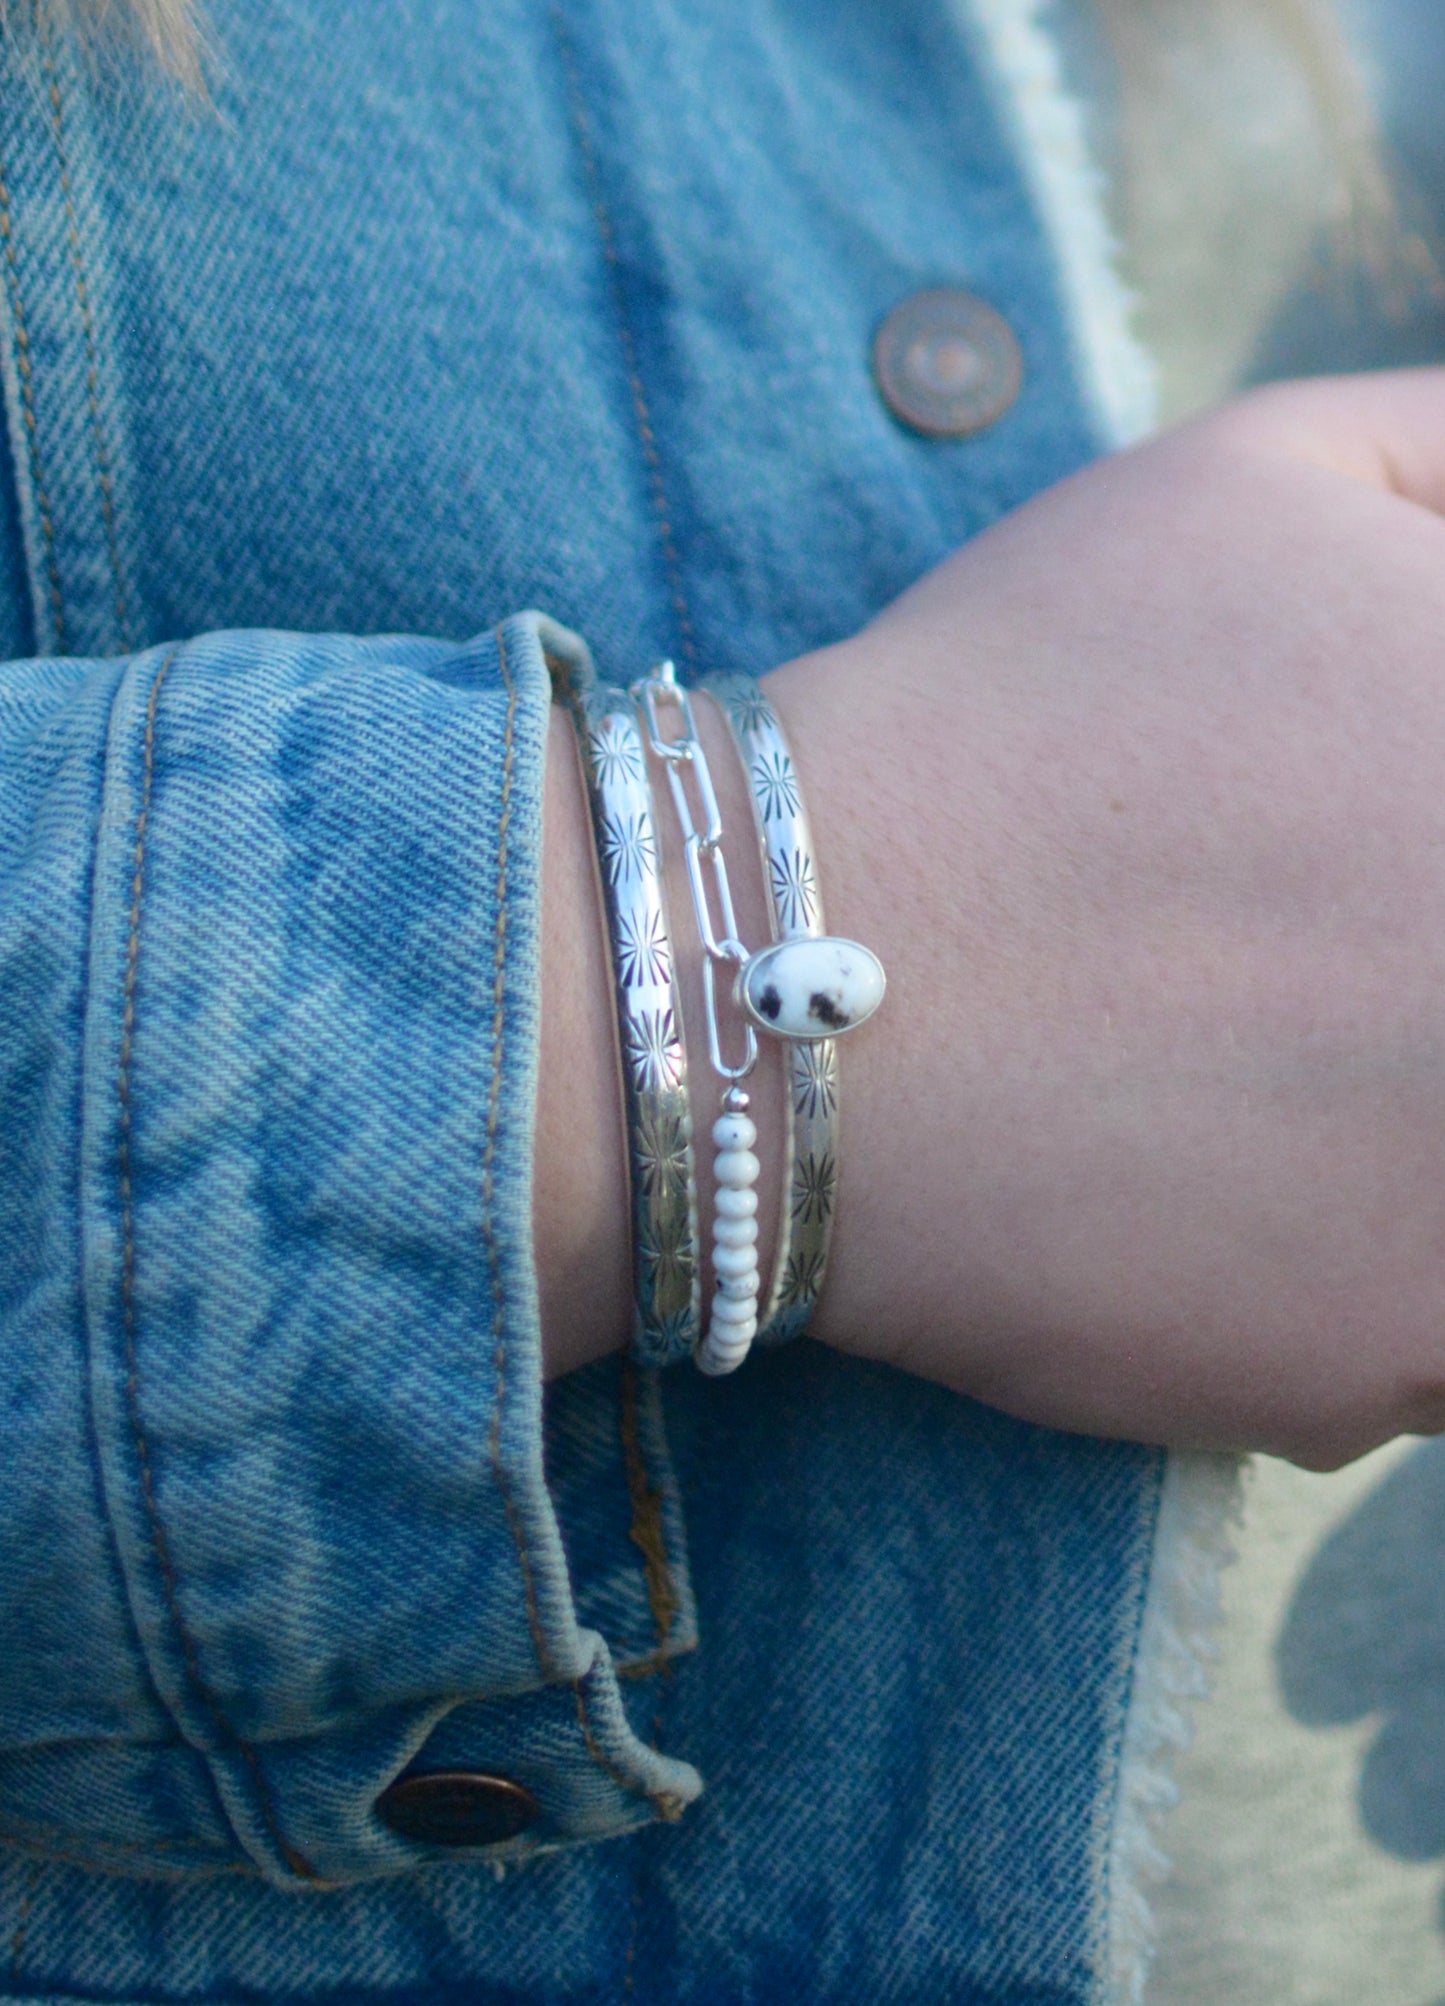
(39, 0), (1382, 109)
(36, 0), (1390, 162)
(28, 0), (203, 83)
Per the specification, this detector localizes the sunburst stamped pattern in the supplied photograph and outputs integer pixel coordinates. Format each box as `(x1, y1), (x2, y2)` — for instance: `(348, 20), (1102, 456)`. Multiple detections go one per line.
(701, 670), (842, 1346)
(793, 1040), (839, 1123)
(552, 660), (700, 1363)
(721, 678), (773, 738)
(791, 1148), (837, 1228)
(769, 847), (819, 932)
(779, 1247), (826, 1310)
(587, 715), (645, 789)
(635, 1211), (696, 1319)
(624, 1005), (686, 1095)
(633, 1302), (699, 1370)
(598, 808), (657, 887)
(635, 1100), (692, 1196)
(615, 907), (670, 989)
(751, 748), (800, 823)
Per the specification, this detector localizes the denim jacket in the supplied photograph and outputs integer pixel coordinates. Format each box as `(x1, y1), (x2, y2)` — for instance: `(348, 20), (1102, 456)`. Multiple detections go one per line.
(7, 0), (1433, 1999)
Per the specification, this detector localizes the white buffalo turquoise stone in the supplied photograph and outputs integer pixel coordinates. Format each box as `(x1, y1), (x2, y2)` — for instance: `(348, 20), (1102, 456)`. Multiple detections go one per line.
(738, 936), (886, 1039)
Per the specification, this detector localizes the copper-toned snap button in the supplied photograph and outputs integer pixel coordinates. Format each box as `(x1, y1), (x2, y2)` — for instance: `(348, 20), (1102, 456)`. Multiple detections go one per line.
(872, 287), (1023, 438)
(376, 1771), (540, 1848)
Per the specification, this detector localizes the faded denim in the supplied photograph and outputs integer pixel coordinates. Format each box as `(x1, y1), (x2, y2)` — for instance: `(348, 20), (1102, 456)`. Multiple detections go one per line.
(0, 1), (1169, 1999)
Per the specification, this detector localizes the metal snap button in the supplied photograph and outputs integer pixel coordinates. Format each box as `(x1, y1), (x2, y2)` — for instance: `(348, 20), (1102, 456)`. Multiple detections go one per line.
(376, 1771), (540, 1848)
(872, 287), (1024, 438)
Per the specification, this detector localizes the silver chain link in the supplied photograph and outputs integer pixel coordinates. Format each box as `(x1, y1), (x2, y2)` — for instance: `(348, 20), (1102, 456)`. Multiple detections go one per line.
(633, 660), (759, 1084)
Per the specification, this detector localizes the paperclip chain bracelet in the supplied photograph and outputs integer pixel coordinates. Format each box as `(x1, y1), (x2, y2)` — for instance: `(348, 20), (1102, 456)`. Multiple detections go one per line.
(549, 651), (702, 1367)
(634, 662), (762, 1375)
(634, 661), (886, 1375)
(703, 671), (840, 1344)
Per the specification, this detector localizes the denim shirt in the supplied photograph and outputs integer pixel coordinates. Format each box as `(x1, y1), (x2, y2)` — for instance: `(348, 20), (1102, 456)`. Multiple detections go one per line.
(0, 3), (1221, 1999)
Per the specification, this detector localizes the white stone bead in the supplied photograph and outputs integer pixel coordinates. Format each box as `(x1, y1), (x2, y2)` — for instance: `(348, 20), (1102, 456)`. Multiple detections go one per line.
(710, 1289), (758, 1324)
(702, 1340), (750, 1372)
(713, 1242), (759, 1280)
(717, 1269), (760, 1300)
(697, 1329), (752, 1375)
(740, 935), (886, 1039)
(712, 1112), (758, 1152)
(713, 1215), (759, 1250)
(714, 1185), (759, 1221)
(713, 1147), (761, 1188)
(709, 1313), (757, 1347)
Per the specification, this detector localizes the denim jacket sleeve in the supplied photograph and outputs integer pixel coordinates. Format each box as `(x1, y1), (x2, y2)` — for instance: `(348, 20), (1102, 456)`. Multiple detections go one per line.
(0, 608), (701, 1888)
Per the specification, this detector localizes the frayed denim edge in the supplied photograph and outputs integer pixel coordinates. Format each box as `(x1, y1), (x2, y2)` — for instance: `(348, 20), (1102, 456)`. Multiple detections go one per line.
(962, 0), (1158, 451)
(1102, 1451), (1248, 2004)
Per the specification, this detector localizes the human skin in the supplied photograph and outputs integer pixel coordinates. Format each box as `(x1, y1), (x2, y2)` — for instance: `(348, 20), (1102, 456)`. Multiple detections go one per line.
(536, 368), (1445, 1472)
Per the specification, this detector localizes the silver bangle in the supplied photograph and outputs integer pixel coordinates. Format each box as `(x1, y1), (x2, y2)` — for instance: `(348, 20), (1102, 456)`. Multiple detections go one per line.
(549, 651), (701, 1367)
(703, 672), (845, 1343)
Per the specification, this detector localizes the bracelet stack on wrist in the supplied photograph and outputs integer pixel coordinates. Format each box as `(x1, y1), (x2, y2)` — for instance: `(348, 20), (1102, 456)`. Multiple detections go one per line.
(552, 649), (884, 1376)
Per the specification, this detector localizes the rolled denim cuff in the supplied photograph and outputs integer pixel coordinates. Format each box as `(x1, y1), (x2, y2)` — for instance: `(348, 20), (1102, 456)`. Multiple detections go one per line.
(0, 611), (698, 1887)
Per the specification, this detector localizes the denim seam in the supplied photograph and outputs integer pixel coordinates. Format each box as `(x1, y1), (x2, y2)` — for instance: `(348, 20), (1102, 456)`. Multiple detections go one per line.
(41, 38), (132, 651)
(483, 638), (656, 1799)
(569, 1672), (681, 1820)
(620, 1361), (680, 1657)
(116, 651), (321, 1887)
(614, 1651), (679, 1683)
(0, 146), (64, 650)
(483, 623), (561, 1693)
(6, 1860), (39, 1991)
(552, 8), (698, 671)
(569, 1682), (634, 1796)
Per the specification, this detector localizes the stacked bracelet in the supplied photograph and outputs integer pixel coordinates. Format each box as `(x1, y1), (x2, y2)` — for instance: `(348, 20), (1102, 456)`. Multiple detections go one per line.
(634, 662), (763, 1375)
(634, 661), (885, 1375)
(550, 641), (883, 1377)
(702, 672), (841, 1345)
(548, 650), (702, 1367)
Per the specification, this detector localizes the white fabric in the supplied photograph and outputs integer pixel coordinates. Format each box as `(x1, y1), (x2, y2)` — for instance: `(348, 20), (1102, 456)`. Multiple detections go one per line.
(1152, 1445), (1445, 2003)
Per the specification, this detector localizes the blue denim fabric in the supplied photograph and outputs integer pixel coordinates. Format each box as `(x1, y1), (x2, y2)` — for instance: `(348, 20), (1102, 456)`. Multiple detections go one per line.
(0, 0), (1169, 1999)
(0, 611), (700, 1889)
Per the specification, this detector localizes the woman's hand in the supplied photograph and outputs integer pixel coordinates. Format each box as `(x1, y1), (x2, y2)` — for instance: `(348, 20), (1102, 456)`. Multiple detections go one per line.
(541, 367), (1445, 1471)
(769, 369), (1445, 1469)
